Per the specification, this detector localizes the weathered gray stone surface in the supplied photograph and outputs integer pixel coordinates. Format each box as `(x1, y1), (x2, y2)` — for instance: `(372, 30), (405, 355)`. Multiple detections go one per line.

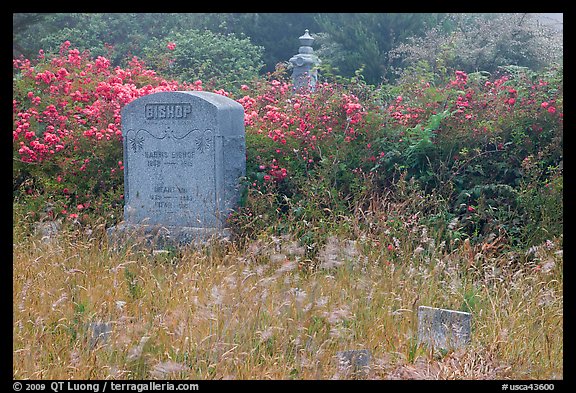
(88, 321), (112, 349)
(417, 306), (472, 350)
(337, 349), (371, 378)
(108, 91), (245, 246)
(289, 29), (321, 92)
(33, 220), (61, 242)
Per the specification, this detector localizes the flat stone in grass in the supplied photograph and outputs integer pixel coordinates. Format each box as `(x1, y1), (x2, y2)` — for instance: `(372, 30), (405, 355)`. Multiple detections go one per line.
(336, 349), (371, 378)
(33, 220), (61, 242)
(417, 306), (472, 351)
(88, 321), (112, 349)
(107, 91), (245, 247)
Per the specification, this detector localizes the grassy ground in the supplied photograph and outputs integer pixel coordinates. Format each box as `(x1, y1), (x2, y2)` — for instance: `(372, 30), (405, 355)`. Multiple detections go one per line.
(13, 219), (563, 380)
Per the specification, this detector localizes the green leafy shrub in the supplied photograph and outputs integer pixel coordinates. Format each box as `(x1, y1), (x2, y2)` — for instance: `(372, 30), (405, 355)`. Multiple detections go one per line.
(142, 30), (264, 94)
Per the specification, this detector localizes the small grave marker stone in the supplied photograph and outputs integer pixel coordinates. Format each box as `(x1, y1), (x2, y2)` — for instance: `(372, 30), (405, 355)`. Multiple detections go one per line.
(108, 91), (245, 246)
(417, 306), (472, 350)
(88, 321), (112, 349)
(336, 349), (371, 378)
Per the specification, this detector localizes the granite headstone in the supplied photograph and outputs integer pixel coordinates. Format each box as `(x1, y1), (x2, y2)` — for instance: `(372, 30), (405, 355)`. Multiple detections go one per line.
(108, 91), (245, 246)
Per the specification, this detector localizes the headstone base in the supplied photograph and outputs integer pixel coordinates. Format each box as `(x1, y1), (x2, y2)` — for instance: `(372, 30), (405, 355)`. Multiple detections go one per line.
(107, 222), (231, 249)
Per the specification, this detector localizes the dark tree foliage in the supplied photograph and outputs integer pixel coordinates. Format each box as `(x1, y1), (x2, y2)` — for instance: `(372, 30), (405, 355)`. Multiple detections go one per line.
(13, 13), (562, 86)
(389, 13), (563, 78)
(314, 13), (451, 84)
(13, 13), (55, 58)
(181, 13), (322, 73)
(12, 13), (319, 72)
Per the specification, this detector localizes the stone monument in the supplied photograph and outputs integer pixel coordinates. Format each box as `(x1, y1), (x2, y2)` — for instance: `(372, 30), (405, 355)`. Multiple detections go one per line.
(289, 29), (321, 93)
(107, 91), (246, 246)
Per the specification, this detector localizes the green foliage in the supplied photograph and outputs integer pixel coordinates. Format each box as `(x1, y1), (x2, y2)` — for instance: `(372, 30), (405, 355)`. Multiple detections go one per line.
(315, 13), (450, 84)
(13, 37), (562, 252)
(230, 62), (563, 249)
(13, 13), (204, 66)
(517, 161), (563, 247)
(390, 13), (563, 80)
(142, 30), (265, 93)
(209, 13), (322, 74)
(12, 42), (198, 229)
(14, 13), (562, 87)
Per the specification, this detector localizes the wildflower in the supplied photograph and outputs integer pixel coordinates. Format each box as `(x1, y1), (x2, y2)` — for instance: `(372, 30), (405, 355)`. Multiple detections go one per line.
(467, 205), (475, 212)
(166, 42), (176, 51)
(541, 102), (549, 108)
(318, 236), (346, 269)
(455, 70), (467, 79)
(289, 287), (307, 305)
(547, 106), (556, 114)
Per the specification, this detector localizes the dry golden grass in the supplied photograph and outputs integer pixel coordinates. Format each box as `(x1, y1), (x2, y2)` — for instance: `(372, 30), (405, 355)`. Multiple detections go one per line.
(13, 224), (562, 380)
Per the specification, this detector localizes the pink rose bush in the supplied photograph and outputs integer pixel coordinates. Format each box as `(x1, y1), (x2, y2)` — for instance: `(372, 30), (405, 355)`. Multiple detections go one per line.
(13, 42), (562, 247)
(13, 42), (203, 222)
